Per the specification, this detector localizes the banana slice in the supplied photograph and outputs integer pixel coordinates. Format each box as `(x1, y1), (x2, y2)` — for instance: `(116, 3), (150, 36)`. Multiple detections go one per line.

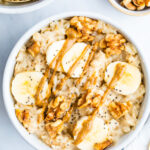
(46, 40), (89, 78)
(11, 72), (47, 105)
(71, 47), (91, 78)
(62, 42), (89, 78)
(74, 117), (108, 150)
(105, 61), (141, 95)
(46, 40), (65, 71)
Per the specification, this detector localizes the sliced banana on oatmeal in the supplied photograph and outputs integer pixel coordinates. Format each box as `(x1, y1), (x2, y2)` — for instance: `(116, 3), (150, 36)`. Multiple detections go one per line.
(46, 40), (90, 78)
(70, 48), (91, 78)
(11, 72), (47, 105)
(62, 42), (87, 72)
(105, 61), (141, 95)
(62, 43), (90, 78)
(74, 117), (108, 150)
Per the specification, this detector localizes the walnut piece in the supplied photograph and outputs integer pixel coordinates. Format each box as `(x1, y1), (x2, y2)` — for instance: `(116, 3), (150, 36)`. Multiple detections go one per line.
(121, 0), (150, 10)
(94, 140), (112, 150)
(69, 16), (98, 42)
(45, 97), (73, 138)
(108, 101), (132, 120)
(78, 90), (101, 108)
(45, 119), (64, 138)
(99, 33), (126, 57)
(45, 96), (71, 123)
(66, 28), (81, 39)
(15, 109), (30, 126)
(70, 16), (98, 34)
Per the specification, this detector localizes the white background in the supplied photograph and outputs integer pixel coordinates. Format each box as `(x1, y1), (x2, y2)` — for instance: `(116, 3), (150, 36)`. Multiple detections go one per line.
(0, 0), (150, 150)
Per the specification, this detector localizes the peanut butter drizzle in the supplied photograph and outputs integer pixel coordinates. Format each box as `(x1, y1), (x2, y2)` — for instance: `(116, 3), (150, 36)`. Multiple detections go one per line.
(45, 39), (76, 99)
(74, 63), (126, 145)
(76, 43), (98, 85)
(35, 68), (49, 106)
(94, 64), (126, 114)
(63, 106), (73, 123)
(83, 71), (97, 90)
(55, 45), (90, 94)
(35, 39), (76, 106)
(35, 48), (61, 106)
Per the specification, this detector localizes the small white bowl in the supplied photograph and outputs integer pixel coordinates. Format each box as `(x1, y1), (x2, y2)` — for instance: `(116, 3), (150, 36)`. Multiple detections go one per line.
(0, 0), (54, 14)
(108, 0), (150, 16)
(3, 12), (150, 150)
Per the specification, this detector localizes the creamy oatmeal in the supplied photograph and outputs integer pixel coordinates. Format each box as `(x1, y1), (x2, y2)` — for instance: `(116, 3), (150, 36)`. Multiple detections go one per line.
(11, 16), (145, 150)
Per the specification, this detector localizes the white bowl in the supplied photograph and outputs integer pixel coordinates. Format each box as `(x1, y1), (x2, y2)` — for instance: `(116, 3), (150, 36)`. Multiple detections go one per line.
(0, 0), (54, 14)
(3, 12), (150, 150)
(108, 0), (150, 16)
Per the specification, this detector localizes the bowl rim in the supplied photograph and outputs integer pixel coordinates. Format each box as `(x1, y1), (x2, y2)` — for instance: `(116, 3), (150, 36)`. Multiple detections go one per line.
(2, 11), (150, 150)
(0, 0), (54, 14)
(108, 0), (150, 16)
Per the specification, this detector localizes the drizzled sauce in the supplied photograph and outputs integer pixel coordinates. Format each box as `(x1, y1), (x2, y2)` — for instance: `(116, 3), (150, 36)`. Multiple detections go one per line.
(55, 45), (90, 93)
(35, 43), (62, 106)
(76, 43), (98, 85)
(95, 64), (126, 113)
(74, 63), (126, 145)
(36, 40), (97, 106)
(35, 39), (76, 106)
(35, 68), (49, 106)
(83, 71), (97, 89)
(45, 39), (76, 99)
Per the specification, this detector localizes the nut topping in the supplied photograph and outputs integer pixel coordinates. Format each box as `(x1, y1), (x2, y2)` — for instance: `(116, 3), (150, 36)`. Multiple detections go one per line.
(108, 101), (132, 120)
(45, 119), (64, 138)
(78, 90), (101, 108)
(99, 33), (126, 56)
(121, 0), (150, 10)
(94, 139), (112, 150)
(69, 16), (98, 42)
(15, 109), (30, 126)
(45, 96), (71, 122)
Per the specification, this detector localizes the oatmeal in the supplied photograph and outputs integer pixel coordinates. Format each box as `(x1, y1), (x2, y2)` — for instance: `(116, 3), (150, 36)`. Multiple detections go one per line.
(11, 16), (145, 150)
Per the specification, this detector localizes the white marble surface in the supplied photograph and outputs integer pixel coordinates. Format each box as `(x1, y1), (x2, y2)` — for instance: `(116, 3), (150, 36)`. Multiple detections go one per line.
(0, 0), (150, 150)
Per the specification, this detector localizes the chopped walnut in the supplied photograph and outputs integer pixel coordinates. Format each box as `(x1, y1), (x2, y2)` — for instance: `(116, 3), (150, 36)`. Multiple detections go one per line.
(69, 16), (98, 42)
(121, 0), (150, 10)
(66, 28), (81, 39)
(78, 90), (101, 108)
(99, 33), (126, 57)
(70, 16), (98, 34)
(15, 109), (30, 126)
(108, 101), (132, 120)
(94, 139), (112, 150)
(27, 42), (40, 57)
(45, 104), (73, 138)
(45, 96), (71, 123)
(45, 119), (64, 138)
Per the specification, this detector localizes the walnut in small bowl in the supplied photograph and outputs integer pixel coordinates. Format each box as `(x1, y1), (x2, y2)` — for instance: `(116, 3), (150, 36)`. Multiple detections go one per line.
(121, 0), (150, 11)
(109, 0), (150, 15)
